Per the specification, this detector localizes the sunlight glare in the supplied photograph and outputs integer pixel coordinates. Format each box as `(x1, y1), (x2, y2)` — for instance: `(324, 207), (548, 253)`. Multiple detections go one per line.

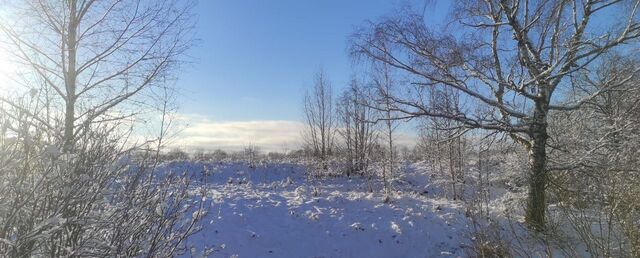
(0, 45), (18, 97)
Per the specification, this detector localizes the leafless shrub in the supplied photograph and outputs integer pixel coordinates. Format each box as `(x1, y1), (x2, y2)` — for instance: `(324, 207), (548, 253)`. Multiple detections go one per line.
(0, 92), (208, 257)
(163, 148), (190, 161)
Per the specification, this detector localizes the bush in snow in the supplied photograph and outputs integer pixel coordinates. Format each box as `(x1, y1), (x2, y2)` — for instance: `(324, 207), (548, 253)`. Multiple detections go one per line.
(0, 93), (209, 257)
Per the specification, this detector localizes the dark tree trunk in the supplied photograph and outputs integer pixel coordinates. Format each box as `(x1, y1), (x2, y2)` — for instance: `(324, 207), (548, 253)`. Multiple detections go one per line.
(525, 104), (549, 231)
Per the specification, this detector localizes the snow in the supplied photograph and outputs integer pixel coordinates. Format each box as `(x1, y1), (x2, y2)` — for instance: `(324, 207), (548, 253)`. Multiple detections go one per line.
(164, 161), (474, 257)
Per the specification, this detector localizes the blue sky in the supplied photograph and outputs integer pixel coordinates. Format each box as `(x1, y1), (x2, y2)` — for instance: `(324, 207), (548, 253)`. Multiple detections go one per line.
(177, 0), (448, 121)
(170, 0), (450, 151)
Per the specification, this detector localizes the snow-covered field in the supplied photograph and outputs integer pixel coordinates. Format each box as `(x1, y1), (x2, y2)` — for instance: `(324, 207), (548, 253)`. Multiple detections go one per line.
(160, 161), (479, 258)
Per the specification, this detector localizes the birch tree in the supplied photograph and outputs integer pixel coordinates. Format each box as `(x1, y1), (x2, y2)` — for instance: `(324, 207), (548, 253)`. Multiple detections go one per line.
(303, 70), (336, 170)
(351, 0), (640, 230)
(371, 63), (399, 199)
(0, 0), (195, 152)
(336, 79), (378, 179)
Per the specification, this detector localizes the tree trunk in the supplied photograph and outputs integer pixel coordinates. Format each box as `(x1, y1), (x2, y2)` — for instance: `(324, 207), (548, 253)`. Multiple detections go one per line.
(63, 1), (78, 153)
(448, 142), (457, 200)
(63, 99), (75, 152)
(525, 107), (549, 231)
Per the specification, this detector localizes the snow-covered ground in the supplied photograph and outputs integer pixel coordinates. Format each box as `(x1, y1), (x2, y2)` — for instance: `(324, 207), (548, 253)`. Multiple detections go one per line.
(163, 161), (475, 258)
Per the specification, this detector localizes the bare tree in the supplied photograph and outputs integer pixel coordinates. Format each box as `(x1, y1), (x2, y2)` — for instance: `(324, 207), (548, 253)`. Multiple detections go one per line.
(0, 0), (195, 152)
(302, 70), (336, 170)
(418, 118), (467, 200)
(371, 62), (400, 199)
(337, 79), (377, 175)
(430, 86), (466, 200)
(351, 0), (640, 230)
(336, 78), (378, 186)
(0, 1), (205, 256)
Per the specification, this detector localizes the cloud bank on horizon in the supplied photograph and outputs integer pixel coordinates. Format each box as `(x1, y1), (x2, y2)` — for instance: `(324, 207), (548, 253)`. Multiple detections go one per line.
(169, 114), (304, 152)
(168, 114), (417, 153)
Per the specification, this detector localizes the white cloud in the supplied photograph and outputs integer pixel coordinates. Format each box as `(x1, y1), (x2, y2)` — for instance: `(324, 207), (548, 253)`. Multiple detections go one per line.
(169, 114), (305, 152)
(167, 113), (418, 153)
